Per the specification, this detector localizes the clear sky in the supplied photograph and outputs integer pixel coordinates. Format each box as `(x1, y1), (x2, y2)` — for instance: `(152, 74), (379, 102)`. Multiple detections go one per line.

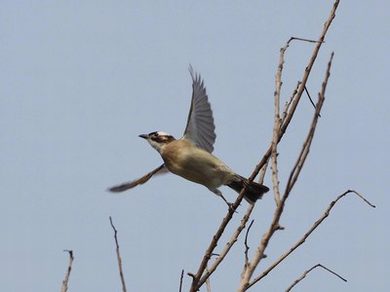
(1, 1), (388, 291)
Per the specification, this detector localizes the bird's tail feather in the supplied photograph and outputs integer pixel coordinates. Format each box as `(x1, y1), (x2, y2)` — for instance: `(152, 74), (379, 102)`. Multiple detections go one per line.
(227, 175), (269, 204)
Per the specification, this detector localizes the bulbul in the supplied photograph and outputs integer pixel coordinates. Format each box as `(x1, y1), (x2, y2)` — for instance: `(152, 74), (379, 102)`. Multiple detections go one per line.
(109, 66), (269, 204)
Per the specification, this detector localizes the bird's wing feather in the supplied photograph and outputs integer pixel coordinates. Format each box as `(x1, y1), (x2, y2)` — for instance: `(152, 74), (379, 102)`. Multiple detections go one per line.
(183, 65), (216, 153)
(108, 164), (167, 192)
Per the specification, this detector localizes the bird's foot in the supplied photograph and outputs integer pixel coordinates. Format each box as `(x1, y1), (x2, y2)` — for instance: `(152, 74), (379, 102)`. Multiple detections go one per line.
(221, 198), (238, 213)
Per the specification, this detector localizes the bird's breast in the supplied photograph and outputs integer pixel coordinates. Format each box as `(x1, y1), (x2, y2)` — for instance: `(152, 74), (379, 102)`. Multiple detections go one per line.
(161, 140), (233, 188)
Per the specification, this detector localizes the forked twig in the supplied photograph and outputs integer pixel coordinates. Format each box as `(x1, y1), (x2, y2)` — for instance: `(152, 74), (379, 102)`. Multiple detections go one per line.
(109, 216), (127, 292)
(191, 2), (340, 291)
(191, 37), (325, 292)
(286, 53), (333, 193)
(189, 189), (248, 291)
(197, 204), (255, 287)
(247, 190), (375, 289)
(239, 51), (333, 291)
(251, 0), (340, 194)
(285, 263), (347, 292)
(60, 250), (74, 292)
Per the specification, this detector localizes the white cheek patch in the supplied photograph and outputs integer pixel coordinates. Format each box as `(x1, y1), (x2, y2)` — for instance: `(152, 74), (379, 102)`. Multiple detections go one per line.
(148, 139), (163, 153)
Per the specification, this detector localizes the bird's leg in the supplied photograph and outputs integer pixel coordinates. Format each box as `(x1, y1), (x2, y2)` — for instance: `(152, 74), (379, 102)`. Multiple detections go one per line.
(209, 188), (235, 211)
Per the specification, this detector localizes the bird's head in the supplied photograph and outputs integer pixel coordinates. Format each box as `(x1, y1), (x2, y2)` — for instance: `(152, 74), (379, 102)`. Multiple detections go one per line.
(139, 131), (176, 153)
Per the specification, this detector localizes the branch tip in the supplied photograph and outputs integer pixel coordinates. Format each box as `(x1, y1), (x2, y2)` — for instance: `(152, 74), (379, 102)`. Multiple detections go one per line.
(179, 269), (185, 292)
(285, 263), (347, 291)
(347, 189), (376, 208)
(109, 216), (127, 292)
(60, 249), (74, 292)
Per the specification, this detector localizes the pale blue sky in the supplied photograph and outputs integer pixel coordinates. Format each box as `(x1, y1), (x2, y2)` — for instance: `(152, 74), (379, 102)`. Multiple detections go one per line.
(1, 1), (388, 291)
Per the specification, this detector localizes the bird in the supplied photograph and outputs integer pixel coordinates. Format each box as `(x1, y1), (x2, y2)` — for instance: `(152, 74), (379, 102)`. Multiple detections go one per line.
(108, 66), (269, 205)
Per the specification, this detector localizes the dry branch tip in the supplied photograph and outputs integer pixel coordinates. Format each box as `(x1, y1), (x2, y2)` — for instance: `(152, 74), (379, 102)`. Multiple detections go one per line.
(285, 263), (347, 292)
(347, 189), (376, 208)
(179, 269), (184, 292)
(60, 249), (74, 292)
(109, 216), (127, 292)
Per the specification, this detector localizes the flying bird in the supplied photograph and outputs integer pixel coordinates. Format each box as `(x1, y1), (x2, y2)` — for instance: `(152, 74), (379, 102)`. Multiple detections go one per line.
(108, 66), (269, 205)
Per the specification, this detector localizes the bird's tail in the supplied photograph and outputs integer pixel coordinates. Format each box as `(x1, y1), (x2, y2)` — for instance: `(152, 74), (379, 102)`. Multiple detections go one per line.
(226, 175), (269, 204)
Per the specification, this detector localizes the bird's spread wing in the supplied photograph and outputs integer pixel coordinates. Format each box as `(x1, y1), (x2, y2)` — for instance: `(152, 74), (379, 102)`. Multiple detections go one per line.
(108, 164), (167, 192)
(183, 65), (216, 153)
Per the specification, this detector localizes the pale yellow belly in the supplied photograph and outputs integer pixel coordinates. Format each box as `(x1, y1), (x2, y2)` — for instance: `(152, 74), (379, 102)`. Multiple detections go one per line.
(163, 147), (233, 189)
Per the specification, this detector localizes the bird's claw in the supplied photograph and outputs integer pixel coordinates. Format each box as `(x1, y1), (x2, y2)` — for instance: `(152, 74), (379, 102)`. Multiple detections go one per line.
(227, 202), (238, 213)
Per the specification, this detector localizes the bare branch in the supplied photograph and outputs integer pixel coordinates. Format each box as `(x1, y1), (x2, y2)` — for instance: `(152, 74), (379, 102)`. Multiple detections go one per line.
(286, 53), (333, 194)
(189, 191), (246, 292)
(109, 216), (127, 292)
(248, 189), (375, 289)
(60, 250), (74, 292)
(197, 204), (255, 287)
(191, 32), (326, 292)
(206, 269), (212, 292)
(192, 2), (341, 291)
(285, 263), (347, 292)
(271, 39), (286, 206)
(200, 30), (333, 291)
(282, 81), (301, 128)
(279, 0), (338, 134)
(251, 0), (340, 195)
(239, 51), (334, 291)
(179, 269), (184, 292)
(257, 159), (269, 184)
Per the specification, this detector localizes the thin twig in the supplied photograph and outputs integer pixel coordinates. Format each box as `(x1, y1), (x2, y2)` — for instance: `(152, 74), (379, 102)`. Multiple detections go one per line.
(244, 220), (255, 268)
(60, 250), (74, 292)
(179, 269), (184, 292)
(350, 189), (376, 208)
(285, 263), (347, 292)
(289, 36), (324, 44)
(109, 216), (127, 292)
(304, 86), (321, 117)
(248, 189), (375, 289)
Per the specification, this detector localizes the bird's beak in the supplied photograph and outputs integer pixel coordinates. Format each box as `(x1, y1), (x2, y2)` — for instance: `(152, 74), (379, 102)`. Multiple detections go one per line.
(138, 134), (148, 139)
